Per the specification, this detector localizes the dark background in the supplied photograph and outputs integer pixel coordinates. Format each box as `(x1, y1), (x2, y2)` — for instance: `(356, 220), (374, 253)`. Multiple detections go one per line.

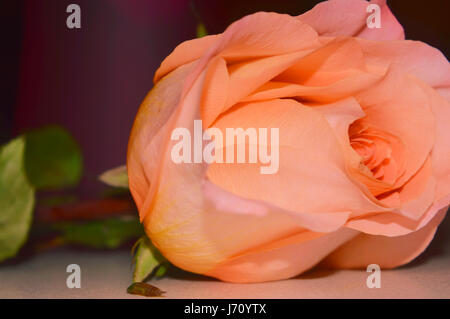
(1, 1), (449, 252)
(1, 0), (449, 183)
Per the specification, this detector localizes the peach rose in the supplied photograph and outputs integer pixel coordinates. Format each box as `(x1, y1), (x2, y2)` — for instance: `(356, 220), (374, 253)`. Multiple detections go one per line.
(127, 0), (450, 282)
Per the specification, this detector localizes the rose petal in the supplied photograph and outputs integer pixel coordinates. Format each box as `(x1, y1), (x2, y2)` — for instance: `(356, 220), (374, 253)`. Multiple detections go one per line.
(298, 0), (404, 40)
(313, 98), (392, 205)
(415, 81), (450, 204)
(323, 208), (447, 268)
(128, 62), (196, 213)
(275, 37), (367, 86)
(207, 98), (386, 215)
(207, 228), (358, 283)
(201, 51), (312, 127)
(137, 72), (352, 275)
(357, 38), (450, 88)
(154, 35), (219, 83)
(379, 157), (436, 220)
(242, 73), (381, 104)
(155, 12), (320, 83)
(354, 67), (435, 189)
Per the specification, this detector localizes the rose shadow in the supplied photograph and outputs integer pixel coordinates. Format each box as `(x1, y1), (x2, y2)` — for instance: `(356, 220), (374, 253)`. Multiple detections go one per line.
(160, 262), (339, 283)
(162, 265), (216, 281)
(296, 267), (339, 280)
(401, 212), (450, 269)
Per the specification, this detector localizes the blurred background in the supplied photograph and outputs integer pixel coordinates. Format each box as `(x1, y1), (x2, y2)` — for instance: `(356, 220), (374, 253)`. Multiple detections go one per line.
(2, 0), (449, 189)
(1, 0), (449, 249)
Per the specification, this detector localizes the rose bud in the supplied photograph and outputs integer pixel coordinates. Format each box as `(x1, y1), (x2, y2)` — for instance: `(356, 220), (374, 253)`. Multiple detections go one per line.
(127, 0), (450, 282)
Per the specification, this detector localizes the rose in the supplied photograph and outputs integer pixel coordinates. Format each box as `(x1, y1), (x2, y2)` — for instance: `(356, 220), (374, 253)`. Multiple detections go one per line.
(127, 0), (450, 283)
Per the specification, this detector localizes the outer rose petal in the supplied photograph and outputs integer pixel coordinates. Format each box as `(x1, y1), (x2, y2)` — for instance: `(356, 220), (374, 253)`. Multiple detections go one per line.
(298, 0), (404, 40)
(207, 228), (358, 283)
(357, 39), (450, 88)
(203, 12), (319, 60)
(154, 35), (219, 83)
(128, 62), (196, 212)
(137, 71), (355, 278)
(155, 12), (319, 83)
(322, 208), (447, 269)
(346, 198), (448, 237)
(416, 81), (450, 203)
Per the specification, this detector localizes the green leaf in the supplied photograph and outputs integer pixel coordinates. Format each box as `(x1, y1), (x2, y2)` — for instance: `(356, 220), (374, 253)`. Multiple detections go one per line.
(133, 236), (167, 282)
(196, 22), (208, 38)
(0, 138), (35, 262)
(52, 216), (144, 249)
(99, 165), (129, 188)
(24, 125), (82, 190)
(154, 263), (169, 278)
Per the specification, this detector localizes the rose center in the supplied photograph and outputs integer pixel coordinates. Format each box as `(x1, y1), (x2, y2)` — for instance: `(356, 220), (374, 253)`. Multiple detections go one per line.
(349, 122), (404, 185)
